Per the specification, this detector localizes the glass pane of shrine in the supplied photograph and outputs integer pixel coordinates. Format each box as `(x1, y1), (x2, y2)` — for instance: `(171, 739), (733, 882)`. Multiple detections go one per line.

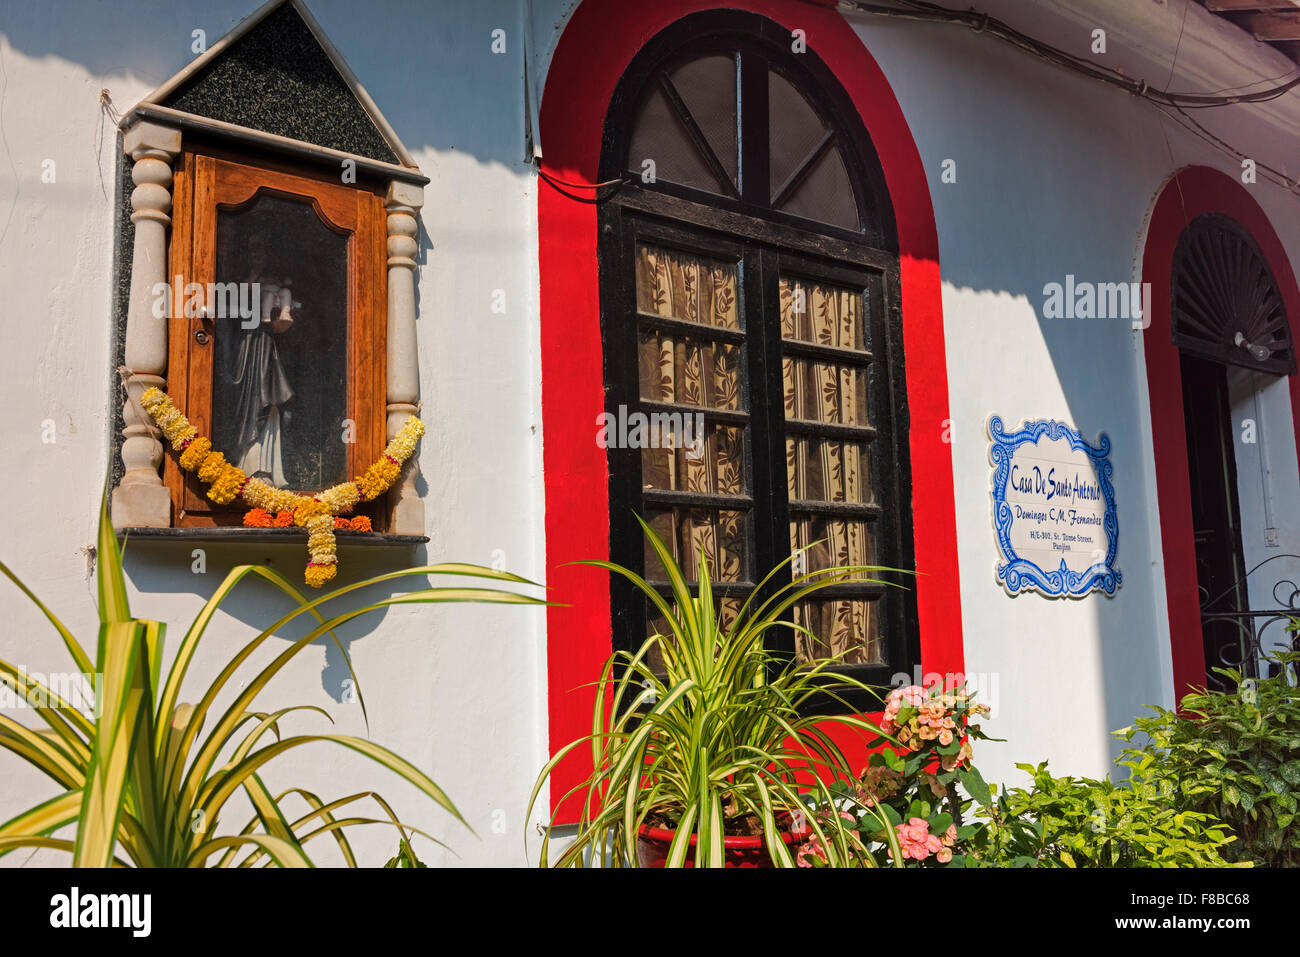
(211, 193), (349, 492)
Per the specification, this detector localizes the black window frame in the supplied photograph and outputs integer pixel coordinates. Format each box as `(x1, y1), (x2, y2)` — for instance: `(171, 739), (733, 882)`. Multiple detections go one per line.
(598, 10), (918, 712)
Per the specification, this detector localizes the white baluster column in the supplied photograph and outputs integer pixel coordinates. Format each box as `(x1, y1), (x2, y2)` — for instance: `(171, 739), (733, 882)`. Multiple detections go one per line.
(112, 121), (181, 528)
(385, 181), (426, 535)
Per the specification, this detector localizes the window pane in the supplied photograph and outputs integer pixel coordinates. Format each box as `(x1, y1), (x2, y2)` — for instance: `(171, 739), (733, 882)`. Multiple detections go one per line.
(642, 423), (746, 495)
(645, 508), (749, 584)
(212, 194), (348, 492)
(669, 55), (739, 190)
(786, 436), (872, 504)
(628, 85), (724, 194)
(794, 599), (879, 665)
(780, 276), (864, 349)
(768, 69), (826, 201)
(783, 360), (870, 427)
(780, 145), (857, 231)
(781, 275), (880, 665)
(635, 244), (740, 329)
(638, 329), (742, 410)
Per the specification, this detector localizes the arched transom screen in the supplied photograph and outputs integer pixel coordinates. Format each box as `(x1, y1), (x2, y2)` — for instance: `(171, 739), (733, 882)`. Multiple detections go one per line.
(627, 52), (860, 230)
(598, 11), (917, 705)
(1172, 213), (1296, 376)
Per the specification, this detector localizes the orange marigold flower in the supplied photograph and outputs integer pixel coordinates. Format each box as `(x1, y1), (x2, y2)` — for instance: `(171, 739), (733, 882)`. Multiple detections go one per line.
(273, 510), (295, 527)
(349, 515), (372, 533)
(243, 508), (273, 528)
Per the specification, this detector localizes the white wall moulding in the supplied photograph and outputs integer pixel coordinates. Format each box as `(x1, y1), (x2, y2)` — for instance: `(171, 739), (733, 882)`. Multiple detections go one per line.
(987, 415), (1122, 598)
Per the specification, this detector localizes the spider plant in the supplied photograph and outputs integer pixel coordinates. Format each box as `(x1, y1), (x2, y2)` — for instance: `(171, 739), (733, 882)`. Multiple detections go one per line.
(0, 490), (547, 867)
(528, 516), (904, 868)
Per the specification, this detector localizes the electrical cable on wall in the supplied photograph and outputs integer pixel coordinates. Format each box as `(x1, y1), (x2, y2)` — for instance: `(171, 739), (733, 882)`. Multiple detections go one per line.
(832, 0), (1300, 195)
(534, 161), (626, 203)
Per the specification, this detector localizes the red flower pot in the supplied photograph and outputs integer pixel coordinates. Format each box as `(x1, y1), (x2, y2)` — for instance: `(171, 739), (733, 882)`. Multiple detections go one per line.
(635, 820), (801, 868)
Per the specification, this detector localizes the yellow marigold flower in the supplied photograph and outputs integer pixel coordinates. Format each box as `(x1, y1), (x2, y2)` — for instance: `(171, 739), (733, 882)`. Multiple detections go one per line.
(318, 482), (360, 513)
(140, 387), (167, 412)
(293, 499), (331, 527)
(207, 464), (246, 505)
(197, 451), (228, 484)
(304, 562), (337, 588)
(356, 458), (401, 501)
(177, 436), (211, 472)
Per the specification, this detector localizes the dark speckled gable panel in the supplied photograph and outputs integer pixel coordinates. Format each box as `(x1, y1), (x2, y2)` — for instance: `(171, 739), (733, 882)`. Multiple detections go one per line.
(162, 2), (399, 165)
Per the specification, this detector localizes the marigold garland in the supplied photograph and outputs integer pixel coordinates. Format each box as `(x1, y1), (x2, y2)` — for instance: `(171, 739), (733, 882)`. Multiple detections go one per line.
(140, 387), (424, 586)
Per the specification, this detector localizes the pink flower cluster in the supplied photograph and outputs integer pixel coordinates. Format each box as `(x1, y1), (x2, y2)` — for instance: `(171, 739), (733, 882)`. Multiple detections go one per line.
(855, 764), (903, 808)
(879, 685), (988, 769)
(893, 816), (958, 864)
(794, 810), (855, 868)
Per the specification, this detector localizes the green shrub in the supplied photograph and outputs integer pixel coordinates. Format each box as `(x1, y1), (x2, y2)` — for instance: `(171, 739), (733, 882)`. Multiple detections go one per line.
(1117, 652), (1300, 867)
(971, 761), (1238, 867)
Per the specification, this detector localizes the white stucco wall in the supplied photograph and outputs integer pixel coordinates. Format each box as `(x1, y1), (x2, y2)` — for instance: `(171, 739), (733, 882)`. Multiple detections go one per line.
(840, 0), (1300, 788)
(2, 0), (1299, 867)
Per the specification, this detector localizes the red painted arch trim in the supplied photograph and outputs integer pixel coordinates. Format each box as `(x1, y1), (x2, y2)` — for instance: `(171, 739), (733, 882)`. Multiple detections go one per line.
(1141, 166), (1300, 701)
(538, 0), (963, 817)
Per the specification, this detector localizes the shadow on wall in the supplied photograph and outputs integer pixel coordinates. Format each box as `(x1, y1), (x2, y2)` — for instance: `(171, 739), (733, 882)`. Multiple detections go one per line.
(0, 0), (532, 172)
(120, 539), (429, 702)
(856, 14), (1189, 772)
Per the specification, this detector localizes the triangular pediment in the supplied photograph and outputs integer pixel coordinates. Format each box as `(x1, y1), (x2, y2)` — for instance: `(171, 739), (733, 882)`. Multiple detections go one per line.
(136, 0), (415, 169)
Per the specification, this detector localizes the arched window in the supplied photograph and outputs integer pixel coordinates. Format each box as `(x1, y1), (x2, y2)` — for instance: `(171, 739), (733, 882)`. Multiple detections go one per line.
(598, 11), (917, 701)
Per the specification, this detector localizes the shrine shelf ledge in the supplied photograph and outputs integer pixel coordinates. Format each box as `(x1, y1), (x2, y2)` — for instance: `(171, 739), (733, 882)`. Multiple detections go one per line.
(114, 527), (429, 546)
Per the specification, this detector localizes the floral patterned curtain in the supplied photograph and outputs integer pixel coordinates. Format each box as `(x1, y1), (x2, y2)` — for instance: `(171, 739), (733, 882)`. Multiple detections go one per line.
(781, 276), (880, 665)
(635, 244), (747, 657)
(629, 245), (881, 668)
(636, 243), (747, 581)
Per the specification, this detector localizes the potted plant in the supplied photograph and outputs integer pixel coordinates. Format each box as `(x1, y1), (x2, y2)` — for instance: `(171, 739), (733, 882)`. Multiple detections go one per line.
(0, 490), (547, 866)
(528, 518), (904, 868)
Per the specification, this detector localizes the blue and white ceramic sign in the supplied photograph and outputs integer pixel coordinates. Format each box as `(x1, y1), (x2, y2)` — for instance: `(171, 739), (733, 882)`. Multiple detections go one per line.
(987, 416), (1121, 598)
